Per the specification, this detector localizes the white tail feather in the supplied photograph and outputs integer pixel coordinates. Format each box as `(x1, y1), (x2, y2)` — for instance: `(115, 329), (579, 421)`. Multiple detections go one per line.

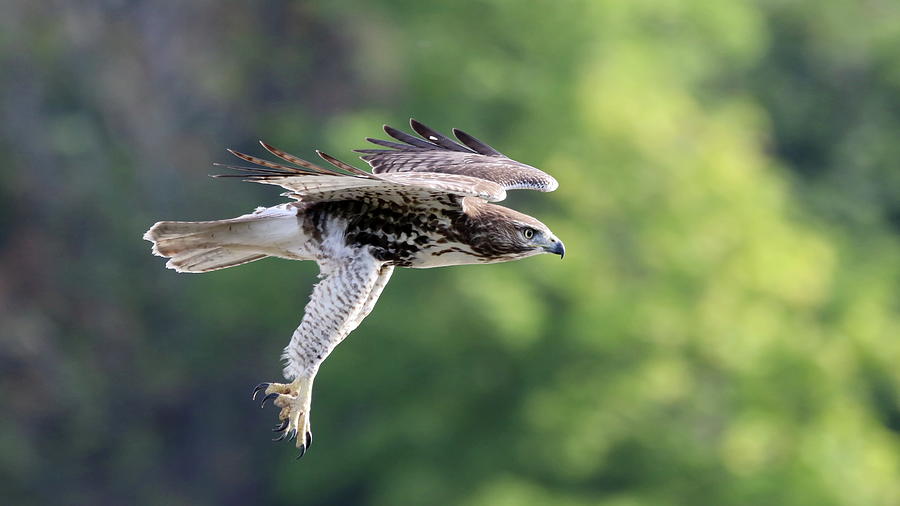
(143, 204), (306, 273)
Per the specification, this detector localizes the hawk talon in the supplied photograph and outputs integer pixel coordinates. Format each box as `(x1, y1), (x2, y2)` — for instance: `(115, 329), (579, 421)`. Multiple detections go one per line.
(296, 445), (307, 460)
(256, 378), (314, 455)
(252, 382), (270, 400)
(260, 392), (279, 408)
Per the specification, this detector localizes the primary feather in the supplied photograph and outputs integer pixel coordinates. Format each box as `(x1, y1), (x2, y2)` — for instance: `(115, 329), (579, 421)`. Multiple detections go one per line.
(356, 119), (559, 192)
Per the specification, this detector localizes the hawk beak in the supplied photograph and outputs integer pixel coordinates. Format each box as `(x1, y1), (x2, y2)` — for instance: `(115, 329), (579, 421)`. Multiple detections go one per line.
(546, 239), (565, 259)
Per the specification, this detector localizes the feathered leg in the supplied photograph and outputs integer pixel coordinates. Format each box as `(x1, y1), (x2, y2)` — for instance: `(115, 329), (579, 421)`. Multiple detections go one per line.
(253, 255), (392, 458)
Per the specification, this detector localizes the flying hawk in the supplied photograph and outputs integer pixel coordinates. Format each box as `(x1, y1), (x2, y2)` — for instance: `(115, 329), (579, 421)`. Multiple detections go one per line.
(143, 119), (564, 458)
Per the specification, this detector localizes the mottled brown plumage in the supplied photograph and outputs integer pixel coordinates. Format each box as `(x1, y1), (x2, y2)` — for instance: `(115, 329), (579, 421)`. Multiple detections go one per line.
(143, 119), (564, 458)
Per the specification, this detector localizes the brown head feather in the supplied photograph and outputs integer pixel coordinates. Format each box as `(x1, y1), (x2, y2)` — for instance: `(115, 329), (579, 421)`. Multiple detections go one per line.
(457, 199), (558, 259)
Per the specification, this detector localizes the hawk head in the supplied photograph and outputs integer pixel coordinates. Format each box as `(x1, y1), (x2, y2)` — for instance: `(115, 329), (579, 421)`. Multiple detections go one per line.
(463, 200), (565, 261)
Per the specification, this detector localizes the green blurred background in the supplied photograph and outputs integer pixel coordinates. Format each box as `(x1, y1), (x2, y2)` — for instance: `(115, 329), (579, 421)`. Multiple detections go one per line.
(3, 1), (900, 504)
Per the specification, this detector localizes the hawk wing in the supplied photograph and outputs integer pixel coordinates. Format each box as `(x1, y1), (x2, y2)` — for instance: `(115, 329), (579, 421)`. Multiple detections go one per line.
(215, 141), (507, 203)
(354, 119), (558, 193)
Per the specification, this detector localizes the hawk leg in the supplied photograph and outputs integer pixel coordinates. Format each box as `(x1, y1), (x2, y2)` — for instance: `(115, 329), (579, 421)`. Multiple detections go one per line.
(252, 376), (314, 458)
(254, 256), (391, 458)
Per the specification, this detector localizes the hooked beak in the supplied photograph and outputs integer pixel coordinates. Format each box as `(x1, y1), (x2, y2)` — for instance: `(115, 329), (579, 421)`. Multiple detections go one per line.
(545, 238), (565, 259)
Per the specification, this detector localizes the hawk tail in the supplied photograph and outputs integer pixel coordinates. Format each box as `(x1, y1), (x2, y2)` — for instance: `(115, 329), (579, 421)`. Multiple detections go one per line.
(143, 205), (302, 273)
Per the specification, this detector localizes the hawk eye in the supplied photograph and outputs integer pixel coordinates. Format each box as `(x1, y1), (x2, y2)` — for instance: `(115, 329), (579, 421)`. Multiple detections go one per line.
(523, 228), (535, 239)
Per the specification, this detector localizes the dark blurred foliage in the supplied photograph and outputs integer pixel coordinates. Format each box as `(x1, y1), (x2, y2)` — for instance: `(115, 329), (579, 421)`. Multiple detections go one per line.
(1, 1), (899, 505)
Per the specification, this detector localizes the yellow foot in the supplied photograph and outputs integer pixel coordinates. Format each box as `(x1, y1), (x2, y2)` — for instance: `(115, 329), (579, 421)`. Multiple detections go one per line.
(252, 378), (313, 458)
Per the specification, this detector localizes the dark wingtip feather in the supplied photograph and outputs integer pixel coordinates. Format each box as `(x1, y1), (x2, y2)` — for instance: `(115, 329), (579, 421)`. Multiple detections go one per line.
(383, 124), (434, 149)
(409, 119), (471, 152)
(354, 148), (388, 154)
(452, 128), (504, 157)
(364, 137), (424, 150)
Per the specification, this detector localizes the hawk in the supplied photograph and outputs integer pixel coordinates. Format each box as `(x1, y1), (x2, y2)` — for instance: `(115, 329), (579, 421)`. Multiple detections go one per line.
(143, 119), (564, 458)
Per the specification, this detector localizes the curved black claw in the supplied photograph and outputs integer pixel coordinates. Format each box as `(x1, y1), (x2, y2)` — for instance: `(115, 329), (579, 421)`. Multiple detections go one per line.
(260, 392), (278, 408)
(272, 420), (289, 433)
(272, 432), (288, 442)
(305, 431), (312, 449)
(287, 428), (297, 442)
(252, 383), (270, 400)
(296, 444), (307, 460)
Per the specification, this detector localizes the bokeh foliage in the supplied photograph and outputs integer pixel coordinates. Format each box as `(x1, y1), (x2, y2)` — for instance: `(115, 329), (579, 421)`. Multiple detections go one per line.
(2, 1), (899, 505)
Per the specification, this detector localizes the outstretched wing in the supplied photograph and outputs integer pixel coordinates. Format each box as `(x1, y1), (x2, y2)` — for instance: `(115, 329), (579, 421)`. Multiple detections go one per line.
(214, 142), (506, 202)
(281, 254), (391, 381)
(355, 119), (558, 192)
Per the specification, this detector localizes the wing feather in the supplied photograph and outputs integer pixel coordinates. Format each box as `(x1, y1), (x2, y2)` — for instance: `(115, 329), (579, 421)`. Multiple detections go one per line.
(409, 119), (470, 152)
(213, 145), (506, 202)
(361, 137), (426, 151)
(383, 125), (435, 148)
(355, 119), (558, 192)
(316, 150), (378, 178)
(258, 141), (343, 174)
(451, 128), (504, 156)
